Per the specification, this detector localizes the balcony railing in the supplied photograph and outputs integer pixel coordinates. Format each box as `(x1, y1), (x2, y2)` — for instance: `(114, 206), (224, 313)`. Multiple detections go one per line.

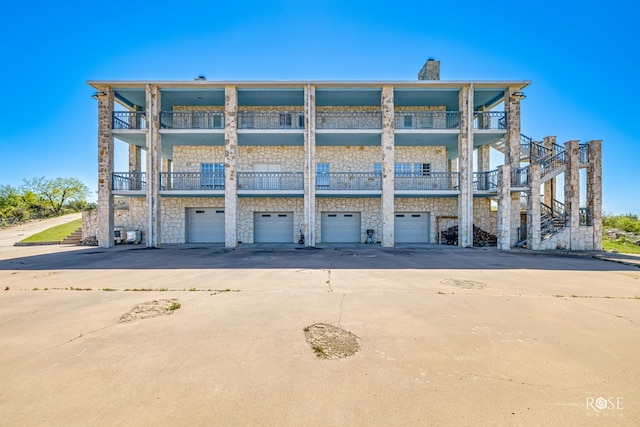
(579, 144), (590, 164)
(394, 111), (460, 129)
(238, 111), (304, 130)
(316, 111), (382, 129)
(113, 172), (146, 191)
(237, 172), (303, 190)
(473, 170), (498, 191)
(395, 172), (459, 191)
(160, 172), (224, 190)
(539, 150), (567, 179)
(316, 172), (381, 190)
(160, 111), (224, 129)
(474, 111), (506, 130)
(512, 167), (530, 187)
(113, 111), (146, 130)
(579, 207), (592, 226)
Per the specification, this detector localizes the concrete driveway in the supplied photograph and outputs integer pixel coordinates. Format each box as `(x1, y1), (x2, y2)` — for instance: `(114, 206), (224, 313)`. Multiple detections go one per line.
(0, 243), (638, 426)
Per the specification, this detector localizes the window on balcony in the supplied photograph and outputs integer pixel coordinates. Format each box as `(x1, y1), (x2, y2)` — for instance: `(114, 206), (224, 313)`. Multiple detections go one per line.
(402, 115), (413, 128)
(373, 163), (382, 177)
(316, 163), (329, 189)
(395, 163), (431, 176)
(201, 163), (224, 189)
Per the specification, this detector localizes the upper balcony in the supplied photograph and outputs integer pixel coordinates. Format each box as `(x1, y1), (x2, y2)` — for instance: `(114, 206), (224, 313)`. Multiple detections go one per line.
(473, 111), (506, 130)
(238, 111), (304, 130)
(113, 111), (146, 130)
(394, 111), (460, 130)
(316, 111), (382, 130)
(160, 111), (224, 130)
(238, 172), (304, 196)
(394, 172), (459, 196)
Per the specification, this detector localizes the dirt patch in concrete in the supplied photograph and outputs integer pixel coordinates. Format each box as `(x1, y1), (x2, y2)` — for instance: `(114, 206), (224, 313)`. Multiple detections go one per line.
(440, 278), (487, 289)
(303, 323), (361, 359)
(120, 299), (181, 323)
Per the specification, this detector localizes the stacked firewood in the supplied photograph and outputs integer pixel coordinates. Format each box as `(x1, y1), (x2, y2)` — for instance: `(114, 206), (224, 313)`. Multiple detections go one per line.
(440, 225), (497, 247)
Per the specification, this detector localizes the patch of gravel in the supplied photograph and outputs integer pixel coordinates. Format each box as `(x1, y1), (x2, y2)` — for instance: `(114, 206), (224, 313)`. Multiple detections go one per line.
(440, 278), (487, 289)
(119, 299), (180, 323)
(303, 323), (361, 359)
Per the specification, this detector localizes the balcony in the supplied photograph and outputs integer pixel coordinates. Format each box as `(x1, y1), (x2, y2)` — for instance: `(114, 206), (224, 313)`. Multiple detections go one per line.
(395, 172), (459, 193)
(160, 111), (224, 129)
(394, 111), (460, 130)
(474, 112), (506, 130)
(238, 111), (304, 130)
(238, 172), (304, 195)
(316, 172), (381, 194)
(473, 170), (498, 192)
(160, 172), (225, 193)
(113, 172), (146, 191)
(113, 112), (146, 130)
(316, 111), (382, 130)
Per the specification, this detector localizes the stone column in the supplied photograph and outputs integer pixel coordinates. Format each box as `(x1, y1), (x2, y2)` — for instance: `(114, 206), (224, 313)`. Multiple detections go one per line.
(586, 140), (603, 250)
(477, 145), (490, 172)
(162, 158), (171, 173)
(505, 88), (522, 246)
(128, 145), (141, 173)
(97, 87), (114, 248)
(497, 165), (511, 250)
(527, 164), (541, 250)
(448, 158), (458, 173)
(542, 136), (557, 206)
(381, 86), (395, 247)
(457, 85), (473, 247)
(224, 86), (238, 248)
(146, 85), (162, 247)
(304, 84), (317, 247)
(563, 140), (580, 249)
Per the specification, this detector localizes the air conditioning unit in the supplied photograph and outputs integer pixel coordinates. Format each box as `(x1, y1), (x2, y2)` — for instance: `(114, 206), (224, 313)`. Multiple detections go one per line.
(126, 231), (142, 244)
(114, 226), (126, 244)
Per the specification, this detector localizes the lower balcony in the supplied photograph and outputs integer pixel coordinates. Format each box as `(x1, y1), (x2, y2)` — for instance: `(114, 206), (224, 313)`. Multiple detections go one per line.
(237, 172), (304, 196)
(394, 172), (459, 196)
(316, 172), (382, 196)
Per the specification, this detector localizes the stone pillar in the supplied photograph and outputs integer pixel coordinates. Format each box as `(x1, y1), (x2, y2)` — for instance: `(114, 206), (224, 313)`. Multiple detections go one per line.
(527, 164), (542, 250)
(448, 158), (458, 173)
(162, 158), (171, 173)
(97, 87), (114, 248)
(224, 86), (238, 248)
(586, 140), (603, 250)
(381, 86), (395, 247)
(457, 85), (473, 247)
(128, 145), (141, 173)
(497, 165), (511, 250)
(564, 140), (580, 249)
(304, 84), (317, 247)
(505, 88), (522, 246)
(477, 145), (490, 172)
(542, 136), (557, 206)
(146, 85), (162, 247)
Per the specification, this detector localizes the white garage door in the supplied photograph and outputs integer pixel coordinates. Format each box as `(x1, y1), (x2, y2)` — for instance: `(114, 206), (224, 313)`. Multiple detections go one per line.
(254, 212), (293, 243)
(321, 212), (361, 243)
(187, 208), (225, 243)
(394, 212), (430, 243)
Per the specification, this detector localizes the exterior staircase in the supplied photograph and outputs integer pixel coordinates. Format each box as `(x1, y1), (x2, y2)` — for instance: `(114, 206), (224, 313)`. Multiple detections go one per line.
(61, 227), (83, 245)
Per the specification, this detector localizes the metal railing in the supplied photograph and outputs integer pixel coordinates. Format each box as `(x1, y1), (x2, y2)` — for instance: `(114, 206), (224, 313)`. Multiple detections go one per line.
(237, 172), (303, 190)
(579, 207), (592, 226)
(473, 170), (498, 191)
(395, 172), (460, 191)
(113, 111), (146, 130)
(579, 144), (590, 164)
(474, 111), (506, 130)
(160, 111), (224, 129)
(316, 172), (381, 190)
(394, 111), (460, 129)
(539, 150), (566, 179)
(112, 172), (146, 191)
(512, 167), (530, 187)
(238, 111), (305, 130)
(316, 111), (382, 129)
(160, 172), (224, 190)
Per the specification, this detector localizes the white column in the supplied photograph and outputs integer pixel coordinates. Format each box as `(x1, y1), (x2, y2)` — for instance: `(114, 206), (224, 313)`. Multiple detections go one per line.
(527, 164), (541, 250)
(564, 140), (580, 249)
(505, 87), (522, 247)
(586, 140), (603, 250)
(497, 165), (511, 250)
(457, 85), (473, 247)
(97, 87), (114, 248)
(304, 84), (317, 246)
(381, 86), (395, 247)
(224, 86), (238, 248)
(146, 85), (162, 247)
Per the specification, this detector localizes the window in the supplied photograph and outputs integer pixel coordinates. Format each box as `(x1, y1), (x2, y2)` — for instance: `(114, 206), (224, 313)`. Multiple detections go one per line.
(403, 115), (413, 128)
(297, 114), (305, 129)
(395, 163), (430, 177)
(201, 163), (224, 189)
(373, 163), (382, 177)
(279, 113), (292, 129)
(316, 163), (329, 189)
(394, 163), (411, 177)
(415, 163), (431, 176)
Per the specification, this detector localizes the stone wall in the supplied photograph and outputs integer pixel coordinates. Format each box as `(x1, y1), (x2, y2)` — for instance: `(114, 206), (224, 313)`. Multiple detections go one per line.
(395, 146), (448, 172)
(238, 198), (304, 244)
(173, 146), (225, 172)
(473, 198), (498, 236)
(82, 210), (98, 240)
(315, 198), (382, 243)
(315, 146), (380, 171)
(539, 226), (595, 250)
(237, 146), (305, 172)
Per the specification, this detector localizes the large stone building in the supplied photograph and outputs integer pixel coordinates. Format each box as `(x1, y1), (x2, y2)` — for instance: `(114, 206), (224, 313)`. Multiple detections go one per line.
(86, 60), (602, 250)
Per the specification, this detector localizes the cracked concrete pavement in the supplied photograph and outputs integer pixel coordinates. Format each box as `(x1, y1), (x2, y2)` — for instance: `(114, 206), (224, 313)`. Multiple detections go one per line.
(0, 234), (639, 425)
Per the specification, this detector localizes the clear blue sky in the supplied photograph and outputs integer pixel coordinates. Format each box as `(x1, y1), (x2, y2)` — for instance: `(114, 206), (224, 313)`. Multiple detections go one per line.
(1, 1), (637, 214)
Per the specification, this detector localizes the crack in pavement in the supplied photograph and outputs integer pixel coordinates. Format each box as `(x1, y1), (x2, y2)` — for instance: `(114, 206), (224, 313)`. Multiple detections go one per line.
(337, 293), (345, 327)
(564, 298), (638, 326)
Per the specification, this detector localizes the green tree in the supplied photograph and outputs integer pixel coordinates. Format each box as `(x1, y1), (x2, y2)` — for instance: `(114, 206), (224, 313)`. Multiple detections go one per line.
(22, 177), (90, 215)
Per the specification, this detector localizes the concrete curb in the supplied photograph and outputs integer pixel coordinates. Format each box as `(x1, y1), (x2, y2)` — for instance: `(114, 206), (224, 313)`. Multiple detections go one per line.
(14, 241), (62, 246)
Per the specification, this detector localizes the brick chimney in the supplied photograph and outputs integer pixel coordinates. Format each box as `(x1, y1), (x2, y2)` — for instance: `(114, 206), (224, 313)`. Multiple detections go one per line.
(418, 58), (440, 80)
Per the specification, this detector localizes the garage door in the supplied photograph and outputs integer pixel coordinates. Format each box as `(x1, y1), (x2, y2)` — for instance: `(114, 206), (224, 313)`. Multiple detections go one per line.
(321, 212), (361, 243)
(394, 213), (430, 243)
(187, 208), (225, 243)
(254, 212), (293, 243)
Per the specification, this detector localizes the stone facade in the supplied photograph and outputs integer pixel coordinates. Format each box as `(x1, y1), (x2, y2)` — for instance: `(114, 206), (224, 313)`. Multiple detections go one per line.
(238, 198), (304, 244)
(237, 146), (304, 172)
(316, 198), (382, 243)
(162, 197), (224, 244)
(173, 146), (225, 172)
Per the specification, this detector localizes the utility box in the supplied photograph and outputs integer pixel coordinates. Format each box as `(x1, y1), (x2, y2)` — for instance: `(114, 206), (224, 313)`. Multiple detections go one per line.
(126, 231), (142, 244)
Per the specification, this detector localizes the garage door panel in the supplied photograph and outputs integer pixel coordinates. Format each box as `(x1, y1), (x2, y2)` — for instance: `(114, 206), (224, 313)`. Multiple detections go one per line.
(395, 212), (430, 243)
(254, 212), (293, 243)
(321, 212), (361, 243)
(187, 208), (225, 243)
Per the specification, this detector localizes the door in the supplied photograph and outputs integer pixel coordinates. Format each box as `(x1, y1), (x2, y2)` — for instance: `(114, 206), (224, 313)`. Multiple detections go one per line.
(254, 164), (281, 190)
(254, 212), (293, 243)
(321, 212), (361, 243)
(394, 213), (430, 243)
(187, 208), (225, 243)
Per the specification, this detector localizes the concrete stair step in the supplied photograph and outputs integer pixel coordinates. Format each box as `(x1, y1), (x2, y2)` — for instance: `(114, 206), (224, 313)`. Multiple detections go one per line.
(61, 227), (83, 244)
